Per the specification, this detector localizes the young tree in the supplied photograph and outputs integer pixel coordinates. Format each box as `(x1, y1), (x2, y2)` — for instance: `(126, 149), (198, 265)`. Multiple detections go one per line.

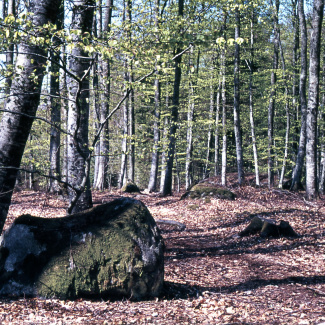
(233, 4), (244, 185)
(305, 0), (324, 200)
(148, 0), (162, 192)
(268, 0), (280, 188)
(67, 0), (95, 213)
(93, 0), (114, 190)
(0, 0), (61, 233)
(49, 0), (64, 193)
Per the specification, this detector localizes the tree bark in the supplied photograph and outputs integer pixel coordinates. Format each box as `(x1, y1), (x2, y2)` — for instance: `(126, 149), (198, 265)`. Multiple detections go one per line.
(291, 0), (307, 190)
(67, 0), (94, 213)
(93, 0), (113, 190)
(247, 10), (260, 187)
(221, 48), (227, 187)
(0, 0), (61, 234)
(148, 0), (161, 192)
(268, 0), (280, 188)
(185, 46), (198, 190)
(305, 0), (324, 200)
(49, 0), (64, 193)
(161, 0), (184, 196)
(233, 5), (244, 186)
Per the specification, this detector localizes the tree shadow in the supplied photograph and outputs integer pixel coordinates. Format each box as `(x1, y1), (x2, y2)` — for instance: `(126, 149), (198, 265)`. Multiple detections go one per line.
(163, 275), (325, 300)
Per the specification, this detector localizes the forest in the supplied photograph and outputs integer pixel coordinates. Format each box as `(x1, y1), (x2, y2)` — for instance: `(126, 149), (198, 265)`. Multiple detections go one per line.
(0, 0), (325, 323)
(0, 0), (324, 219)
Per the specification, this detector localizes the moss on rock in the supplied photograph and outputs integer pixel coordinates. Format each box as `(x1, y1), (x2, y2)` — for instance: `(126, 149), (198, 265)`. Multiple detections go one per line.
(181, 183), (236, 200)
(0, 198), (164, 300)
(121, 182), (140, 193)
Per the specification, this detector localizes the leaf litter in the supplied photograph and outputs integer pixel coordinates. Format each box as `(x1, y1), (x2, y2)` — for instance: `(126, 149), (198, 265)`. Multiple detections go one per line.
(2, 179), (325, 324)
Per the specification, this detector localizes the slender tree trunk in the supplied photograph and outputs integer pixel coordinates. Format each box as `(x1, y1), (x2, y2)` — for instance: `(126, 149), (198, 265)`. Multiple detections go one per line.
(94, 0), (113, 190)
(292, 0), (299, 157)
(214, 79), (221, 177)
(148, 74), (161, 191)
(67, 0), (94, 213)
(128, 84), (135, 182)
(233, 5), (244, 185)
(278, 33), (290, 188)
(185, 46), (197, 190)
(148, 0), (161, 192)
(49, 0), (64, 193)
(0, 0), (61, 234)
(119, 71), (129, 188)
(160, 80), (170, 193)
(291, 0), (307, 190)
(268, 0), (280, 188)
(247, 10), (260, 187)
(305, 0), (324, 200)
(221, 48), (227, 186)
(162, 0), (184, 196)
(319, 52), (325, 193)
(205, 78), (216, 178)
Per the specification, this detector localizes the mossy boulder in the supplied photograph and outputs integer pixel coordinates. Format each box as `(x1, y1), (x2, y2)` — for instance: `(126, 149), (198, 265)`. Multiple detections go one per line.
(181, 183), (236, 200)
(121, 182), (140, 193)
(0, 198), (164, 300)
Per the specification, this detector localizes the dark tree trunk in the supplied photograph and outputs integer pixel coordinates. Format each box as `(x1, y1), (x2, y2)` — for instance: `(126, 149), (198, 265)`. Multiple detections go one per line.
(162, 0), (184, 196)
(67, 0), (94, 213)
(291, 0), (307, 190)
(305, 0), (324, 200)
(0, 0), (61, 234)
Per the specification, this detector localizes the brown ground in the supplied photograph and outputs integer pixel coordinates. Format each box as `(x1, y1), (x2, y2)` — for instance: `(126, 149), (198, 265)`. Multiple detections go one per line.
(1, 176), (325, 324)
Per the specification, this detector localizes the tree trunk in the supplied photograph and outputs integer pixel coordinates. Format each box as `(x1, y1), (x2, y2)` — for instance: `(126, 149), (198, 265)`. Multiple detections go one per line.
(94, 0), (113, 190)
(319, 52), (325, 194)
(119, 72), (129, 188)
(268, 0), (280, 188)
(67, 0), (94, 213)
(305, 0), (324, 200)
(0, 0), (61, 234)
(247, 10), (260, 187)
(148, 0), (161, 192)
(185, 46), (198, 190)
(161, 0), (184, 196)
(233, 5), (244, 185)
(278, 39), (290, 188)
(205, 78), (216, 178)
(214, 79), (221, 177)
(291, 0), (307, 190)
(221, 48), (227, 187)
(49, 0), (64, 193)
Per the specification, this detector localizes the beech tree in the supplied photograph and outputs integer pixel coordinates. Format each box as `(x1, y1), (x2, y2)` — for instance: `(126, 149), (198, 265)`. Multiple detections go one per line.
(305, 0), (324, 199)
(66, 0), (95, 213)
(0, 0), (61, 233)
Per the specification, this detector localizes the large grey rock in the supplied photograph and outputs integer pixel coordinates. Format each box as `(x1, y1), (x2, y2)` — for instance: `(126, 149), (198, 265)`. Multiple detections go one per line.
(0, 198), (164, 300)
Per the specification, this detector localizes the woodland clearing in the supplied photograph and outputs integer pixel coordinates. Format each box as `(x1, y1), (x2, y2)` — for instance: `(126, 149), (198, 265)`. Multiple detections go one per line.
(1, 175), (325, 324)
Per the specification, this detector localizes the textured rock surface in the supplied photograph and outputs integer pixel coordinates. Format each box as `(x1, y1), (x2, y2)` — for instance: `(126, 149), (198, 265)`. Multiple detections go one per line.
(0, 198), (164, 300)
(181, 183), (236, 200)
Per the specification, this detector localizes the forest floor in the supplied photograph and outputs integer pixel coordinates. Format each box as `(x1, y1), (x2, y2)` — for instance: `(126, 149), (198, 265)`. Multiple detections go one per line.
(1, 174), (325, 324)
